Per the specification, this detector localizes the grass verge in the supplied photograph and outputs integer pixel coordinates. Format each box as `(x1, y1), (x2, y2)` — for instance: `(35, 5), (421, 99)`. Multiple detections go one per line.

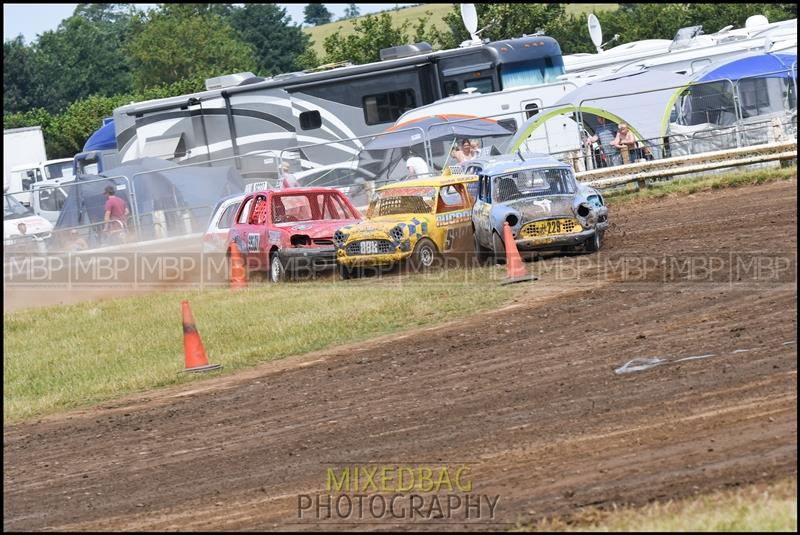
(513, 478), (797, 531)
(604, 165), (797, 204)
(3, 267), (514, 423)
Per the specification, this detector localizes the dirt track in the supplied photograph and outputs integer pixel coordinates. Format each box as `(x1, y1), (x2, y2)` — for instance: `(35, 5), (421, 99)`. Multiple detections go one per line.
(3, 180), (797, 530)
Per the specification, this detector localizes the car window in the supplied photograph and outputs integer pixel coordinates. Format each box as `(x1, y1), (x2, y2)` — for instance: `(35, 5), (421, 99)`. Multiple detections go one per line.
(237, 198), (253, 224)
(493, 168), (575, 202)
(436, 184), (469, 213)
(368, 187), (436, 217)
(248, 195), (269, 225)
(38, 187), (68, 212)
(218, 202), (241, 230)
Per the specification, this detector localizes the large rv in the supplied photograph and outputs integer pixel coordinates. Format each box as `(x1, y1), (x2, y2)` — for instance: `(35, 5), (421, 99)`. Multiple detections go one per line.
(111, 35), (565, 178)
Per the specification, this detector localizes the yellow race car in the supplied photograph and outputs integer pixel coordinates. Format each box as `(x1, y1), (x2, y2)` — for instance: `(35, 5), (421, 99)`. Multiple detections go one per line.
(333, 175), (478, 278)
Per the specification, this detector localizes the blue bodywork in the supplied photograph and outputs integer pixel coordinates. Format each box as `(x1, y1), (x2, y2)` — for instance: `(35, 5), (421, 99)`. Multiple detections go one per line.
(469, 154), (609, 254)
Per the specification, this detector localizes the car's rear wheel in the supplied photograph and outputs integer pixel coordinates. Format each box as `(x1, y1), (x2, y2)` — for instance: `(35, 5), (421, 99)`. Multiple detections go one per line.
(409, 238), (439, 272)
(270, 253), (285, 283)
(491, 231), (506, 264)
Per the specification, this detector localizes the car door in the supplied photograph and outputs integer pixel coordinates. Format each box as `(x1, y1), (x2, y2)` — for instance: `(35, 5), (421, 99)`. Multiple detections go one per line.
(472, 174), (493, 247)
(435, 183), (474, 254)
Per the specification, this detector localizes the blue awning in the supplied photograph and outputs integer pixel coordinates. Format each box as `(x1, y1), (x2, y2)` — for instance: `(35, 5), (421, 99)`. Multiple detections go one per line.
(695, 52), (797, 83)
(82, 118), (116, 151)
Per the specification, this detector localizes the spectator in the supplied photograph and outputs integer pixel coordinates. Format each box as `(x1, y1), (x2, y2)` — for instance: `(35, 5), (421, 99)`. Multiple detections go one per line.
(586, 116), (620, 167)
(280, 161), (300, 188)
(612, 123), (637, 163)
(67, 229), (89, 251)
(404, 149), (430, 178)
(451, 138), (475, 163)
(470, 138), (482, 157)
(103, 185), (129, 238)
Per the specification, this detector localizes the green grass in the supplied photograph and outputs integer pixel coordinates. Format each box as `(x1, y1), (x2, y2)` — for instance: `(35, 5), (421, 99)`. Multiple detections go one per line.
(603, 165), (797, 204)
(513, 478), (797, 531)
(3, 268), (514, 423)
(304, 4), (619, 56)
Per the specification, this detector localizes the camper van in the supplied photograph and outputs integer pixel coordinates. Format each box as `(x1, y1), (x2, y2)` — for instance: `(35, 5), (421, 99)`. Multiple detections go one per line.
(5, 158), (75, 206)
(108, 5), (567, 177)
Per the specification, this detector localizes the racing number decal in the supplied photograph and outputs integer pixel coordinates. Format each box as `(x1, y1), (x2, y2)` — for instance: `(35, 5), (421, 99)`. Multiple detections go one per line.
(444, 226), (470, 251)
(247, 233), (260, 253)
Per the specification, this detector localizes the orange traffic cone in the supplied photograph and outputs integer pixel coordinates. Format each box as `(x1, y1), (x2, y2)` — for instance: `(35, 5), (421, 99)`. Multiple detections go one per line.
(229, 243), (247, 289)
(500, 222), (537, 285)
(180, 300), (222, 373)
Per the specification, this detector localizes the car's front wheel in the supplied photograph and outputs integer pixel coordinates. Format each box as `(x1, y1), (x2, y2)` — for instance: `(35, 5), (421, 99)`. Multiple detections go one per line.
(409, 238), (439, 272)
(474, 231), (491, 265)
(491, 231), (506, 264)
(338, 263), (358, 280)
(270, 253), (286, 283)
(585, 230), (603, 253)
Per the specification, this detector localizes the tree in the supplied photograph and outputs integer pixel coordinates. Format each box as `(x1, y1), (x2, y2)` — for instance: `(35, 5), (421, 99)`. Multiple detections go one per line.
(304, 3), (333, 26)
(33, 14), (135, 113)
(229, 4), (310, 76)
(126, 8), (257, 90)
(344, 4), (360, 19)
(3, 37), (42, 114)
(319, 13), (408, 65)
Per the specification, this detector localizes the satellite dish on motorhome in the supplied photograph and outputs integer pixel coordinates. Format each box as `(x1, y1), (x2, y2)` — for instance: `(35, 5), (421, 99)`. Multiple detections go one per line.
(588, 13), (604, 52)
(745, 15), (769, 29)
(461, 4), (479, 41)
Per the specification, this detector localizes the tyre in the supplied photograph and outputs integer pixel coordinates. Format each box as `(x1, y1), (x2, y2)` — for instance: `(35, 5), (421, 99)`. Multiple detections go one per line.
(491, 231), (506, 264)
(269, 253), (286, 283)
(338, 263), (358, 280)
(409, 238), (439, 272)
(585, 230), (603, 253)
(473, 231), (491, 265)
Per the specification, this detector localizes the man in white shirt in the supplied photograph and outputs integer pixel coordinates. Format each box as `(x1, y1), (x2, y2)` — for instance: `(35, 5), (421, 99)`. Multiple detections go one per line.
(405, 149), (430, 178)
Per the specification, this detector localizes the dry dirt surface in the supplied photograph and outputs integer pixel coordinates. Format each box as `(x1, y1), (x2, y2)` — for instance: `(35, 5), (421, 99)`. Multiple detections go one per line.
(4, 180), (797, 531)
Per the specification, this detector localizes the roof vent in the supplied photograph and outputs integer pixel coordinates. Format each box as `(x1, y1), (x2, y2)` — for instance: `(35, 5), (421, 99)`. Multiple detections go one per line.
(205, 72), (258, 91)
(379, 42), (433, 61)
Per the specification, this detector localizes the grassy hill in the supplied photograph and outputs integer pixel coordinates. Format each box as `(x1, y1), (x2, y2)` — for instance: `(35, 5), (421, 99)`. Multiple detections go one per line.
(303, 4), (619, 56)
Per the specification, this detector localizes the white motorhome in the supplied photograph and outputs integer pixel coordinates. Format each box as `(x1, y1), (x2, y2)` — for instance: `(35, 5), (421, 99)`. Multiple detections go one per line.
(562, 15), (797, 83)
(3, 126), (47, 192)
(5, 158), (75, 206)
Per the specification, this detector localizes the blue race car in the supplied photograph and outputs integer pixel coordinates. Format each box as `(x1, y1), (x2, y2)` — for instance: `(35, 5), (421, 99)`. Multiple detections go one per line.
(467, 154), (609, 261)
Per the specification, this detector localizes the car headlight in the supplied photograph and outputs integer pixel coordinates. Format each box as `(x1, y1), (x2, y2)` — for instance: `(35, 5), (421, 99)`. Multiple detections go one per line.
(389, 226), (404, 242)
(333, 230), (346, 248)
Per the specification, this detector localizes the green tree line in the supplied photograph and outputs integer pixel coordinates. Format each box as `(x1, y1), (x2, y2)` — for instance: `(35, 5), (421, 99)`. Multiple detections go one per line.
(4, 3), (796, 158)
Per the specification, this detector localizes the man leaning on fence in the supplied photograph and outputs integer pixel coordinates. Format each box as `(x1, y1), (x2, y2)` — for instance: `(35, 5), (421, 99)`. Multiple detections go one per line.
(103, 185), (129, 243)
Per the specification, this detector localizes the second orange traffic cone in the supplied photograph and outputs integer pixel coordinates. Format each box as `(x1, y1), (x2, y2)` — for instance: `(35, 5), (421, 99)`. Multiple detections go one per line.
(181, 300), (222, 373)
(229, 243), (247, 289)
(500, 222), (537, 285)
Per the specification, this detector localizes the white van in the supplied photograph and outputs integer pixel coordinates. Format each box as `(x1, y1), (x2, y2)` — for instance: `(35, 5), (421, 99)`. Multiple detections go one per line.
(3, 194), (53, 252)
(5, 158), (75, 206)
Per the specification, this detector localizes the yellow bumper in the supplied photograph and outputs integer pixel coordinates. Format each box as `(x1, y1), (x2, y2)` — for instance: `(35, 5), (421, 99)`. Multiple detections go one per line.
(337, 248), (412, 267)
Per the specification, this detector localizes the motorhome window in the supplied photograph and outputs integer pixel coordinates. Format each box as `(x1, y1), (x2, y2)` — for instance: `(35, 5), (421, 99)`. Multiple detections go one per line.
(443, 80), (460, 97)
(678, 82), (736, 126)
(525, 103), (540, 119)
(363, 89), (417, 125)
(493, 168), (575, 202)
(498, 119), (518, 133)
(44, 161), (75, 180)
(464, 77), (494, 94)
(500, 57), (565, 89)
(299, 110), (322, 130)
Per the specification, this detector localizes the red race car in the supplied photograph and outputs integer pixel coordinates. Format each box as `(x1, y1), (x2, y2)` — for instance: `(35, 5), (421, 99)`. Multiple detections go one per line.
(229, 188), (361, 282)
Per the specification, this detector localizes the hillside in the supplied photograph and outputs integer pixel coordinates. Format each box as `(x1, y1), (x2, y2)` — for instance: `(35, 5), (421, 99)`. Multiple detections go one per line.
(303, 3), (619, 55)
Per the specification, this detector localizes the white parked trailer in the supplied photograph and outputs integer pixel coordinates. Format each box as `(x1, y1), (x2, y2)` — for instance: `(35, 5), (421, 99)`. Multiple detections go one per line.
(3, 126), (47, 193)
